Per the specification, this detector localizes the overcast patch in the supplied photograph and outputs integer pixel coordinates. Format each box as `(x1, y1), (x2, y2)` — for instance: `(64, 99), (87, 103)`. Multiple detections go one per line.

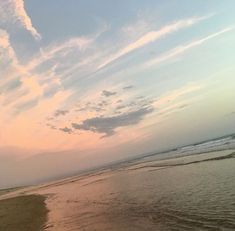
(72, 106), (154, 137)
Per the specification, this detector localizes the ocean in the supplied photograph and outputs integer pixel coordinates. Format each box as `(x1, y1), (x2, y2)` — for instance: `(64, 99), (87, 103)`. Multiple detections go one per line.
(29, 134), (235, 230)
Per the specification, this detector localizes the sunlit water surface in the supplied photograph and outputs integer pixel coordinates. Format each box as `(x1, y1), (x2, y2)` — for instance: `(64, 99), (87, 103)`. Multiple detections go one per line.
(33, 148), (235, 231)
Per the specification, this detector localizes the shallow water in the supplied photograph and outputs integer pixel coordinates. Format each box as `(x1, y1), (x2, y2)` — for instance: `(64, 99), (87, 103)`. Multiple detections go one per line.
(34, 149), (235, 231)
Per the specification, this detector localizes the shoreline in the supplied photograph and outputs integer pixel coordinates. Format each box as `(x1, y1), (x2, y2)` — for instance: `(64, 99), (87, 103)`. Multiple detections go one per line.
(0, 149), (235, 230)
(0, 194), (48, 231)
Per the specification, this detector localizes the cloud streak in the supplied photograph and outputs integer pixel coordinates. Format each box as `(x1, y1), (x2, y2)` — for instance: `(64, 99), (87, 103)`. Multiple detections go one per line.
(144, 27), (233, 68)
(97, 15), (211, 69)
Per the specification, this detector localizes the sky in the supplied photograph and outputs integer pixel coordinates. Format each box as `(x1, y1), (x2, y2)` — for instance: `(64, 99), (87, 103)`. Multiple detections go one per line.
(0, 0), (235, 188)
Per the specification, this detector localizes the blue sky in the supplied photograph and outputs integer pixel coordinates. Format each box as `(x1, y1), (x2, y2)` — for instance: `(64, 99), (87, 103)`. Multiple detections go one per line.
(0, 0), (235, 187)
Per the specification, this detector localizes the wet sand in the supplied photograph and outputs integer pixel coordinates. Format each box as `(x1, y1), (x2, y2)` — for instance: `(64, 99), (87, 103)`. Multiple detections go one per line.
(0, 195), (48, 231)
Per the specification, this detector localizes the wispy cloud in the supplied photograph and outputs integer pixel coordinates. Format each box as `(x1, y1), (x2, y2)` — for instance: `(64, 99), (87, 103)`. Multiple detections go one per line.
(0, 29), (68, 118)
(27, 37), (94, 72)
(0, 0), (41, 40)
(144, 27), (233, 68)
(97, 15), (211, 69)
(13, 0), (41, 40)
(0, 22), (108, 119)
(26, 26), (107, 74)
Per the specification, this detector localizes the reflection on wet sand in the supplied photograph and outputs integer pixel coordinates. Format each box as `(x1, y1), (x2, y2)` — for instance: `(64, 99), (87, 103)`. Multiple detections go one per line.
(32, 149), (235, 231)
